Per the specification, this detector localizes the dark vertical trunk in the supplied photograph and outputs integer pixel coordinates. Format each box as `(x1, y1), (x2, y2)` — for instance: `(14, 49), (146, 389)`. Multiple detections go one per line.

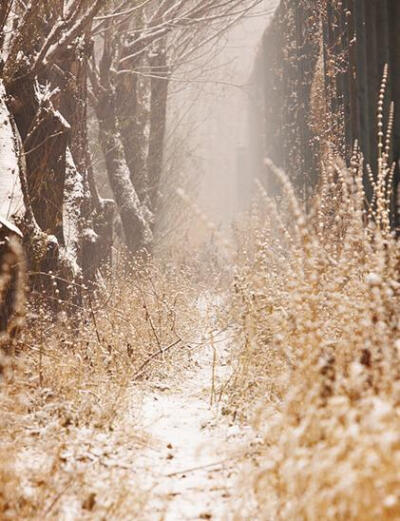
(353, 0), (370, 167)
(95, 89), (151, 253)
(388, 0), (400, 224)
(22, 97), (69, 244)
(148, 43), (169, 215)
(115, 10), (150, 204)
(340, 1), (353, 156)
(4, 2), (108, 300)
(95, 30), (152, 253)
(346, 0), (359, 151)
(294, 0), (320, 195)
(258, 8), (285, 195)
(364, 0), (378, 173)
(116, 57), (149, 204)
(4, 1), (68, 268)
(60, 34), (113, 286)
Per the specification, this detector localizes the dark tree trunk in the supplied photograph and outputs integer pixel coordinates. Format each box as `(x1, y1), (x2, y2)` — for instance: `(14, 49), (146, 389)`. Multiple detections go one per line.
(61, 33), (115, 287)
(388, 0), (400, 225)
(148, 42), (169, 215)
(3, 2), (109, 301)
(353, 0), (370, 168)
(116, 56), (150, 204)
(95, 89), (152, 253)
(93, 30), (152, 253)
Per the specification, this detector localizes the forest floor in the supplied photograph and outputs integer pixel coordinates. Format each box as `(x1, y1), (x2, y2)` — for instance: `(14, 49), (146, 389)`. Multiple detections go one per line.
(11, 329), (259, 520)
(4, 296), (259, 521)
(9, 331), (257, 521)
(132, 330), (257, 520)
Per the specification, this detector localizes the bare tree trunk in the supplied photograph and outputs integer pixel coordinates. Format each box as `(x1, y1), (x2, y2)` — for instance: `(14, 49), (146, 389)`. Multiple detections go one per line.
(388, 0), (400, 225)
(353, 0), (370, 167)
(62, 33), (116, 286)
(3, 2), (108, 300)
(148, 41), (169, 215)
(95, 88), (152, 252)
(4, 85), (61, 291)
(0, 0), (12, 55)
(21, 97), (69, 243)
(116, 55), (150, 204)
(93, 30), (152, 253)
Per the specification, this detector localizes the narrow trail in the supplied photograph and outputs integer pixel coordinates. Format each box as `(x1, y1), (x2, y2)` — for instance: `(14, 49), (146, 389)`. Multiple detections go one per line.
(131, 335), (254, 520)
(11, 305), (258, 520)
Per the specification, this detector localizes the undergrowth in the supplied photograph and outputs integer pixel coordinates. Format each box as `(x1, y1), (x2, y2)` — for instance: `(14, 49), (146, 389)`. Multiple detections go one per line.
(0, 256), (204, 520)
(228, 121), (400, 519)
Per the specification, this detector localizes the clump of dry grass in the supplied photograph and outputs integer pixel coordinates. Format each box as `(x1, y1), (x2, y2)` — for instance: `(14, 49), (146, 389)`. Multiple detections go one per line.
(229, 132), (400, 518)
(0, 255), (204, 520)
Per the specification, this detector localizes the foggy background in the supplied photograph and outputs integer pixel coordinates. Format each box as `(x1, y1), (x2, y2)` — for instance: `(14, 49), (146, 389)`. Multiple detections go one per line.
(166, 0), (279, 228)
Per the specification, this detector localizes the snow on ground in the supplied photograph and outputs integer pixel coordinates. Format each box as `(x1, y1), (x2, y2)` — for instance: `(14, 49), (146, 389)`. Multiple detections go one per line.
(130, 330), (257, 520)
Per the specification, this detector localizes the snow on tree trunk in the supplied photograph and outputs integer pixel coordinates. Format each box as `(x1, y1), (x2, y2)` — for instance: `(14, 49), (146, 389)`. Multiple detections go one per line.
(96, 89), (152, 253)
(63, 148), (84, 278)
(116, 56), (150, 205)
(0, 80), (24, 221)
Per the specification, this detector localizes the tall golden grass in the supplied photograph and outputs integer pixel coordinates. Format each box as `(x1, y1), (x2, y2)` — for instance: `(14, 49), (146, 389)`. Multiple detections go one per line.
(0, 256), (204, 520)
(228, 80), (400, 518)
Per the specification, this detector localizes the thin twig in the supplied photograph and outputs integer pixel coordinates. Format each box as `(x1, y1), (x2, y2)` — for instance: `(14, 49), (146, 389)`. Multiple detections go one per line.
(132, 339), (182, 380)
(88, 294), (101, 344)
(165, 457), (233, 478)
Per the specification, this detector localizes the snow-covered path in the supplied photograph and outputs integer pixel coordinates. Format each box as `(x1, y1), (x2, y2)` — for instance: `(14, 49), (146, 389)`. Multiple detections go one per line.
(131, 336), (253, 520)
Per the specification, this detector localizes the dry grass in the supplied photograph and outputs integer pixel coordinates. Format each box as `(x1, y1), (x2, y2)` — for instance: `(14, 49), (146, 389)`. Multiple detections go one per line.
(0, 255), (205, 520)
(228, 135), (400, 518)
(2, 77), (400, 520)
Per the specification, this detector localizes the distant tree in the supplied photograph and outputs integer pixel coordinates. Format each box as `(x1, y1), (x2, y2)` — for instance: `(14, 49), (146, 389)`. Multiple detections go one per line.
(251, 0), (400, 221)
(89, 0), (263, 248)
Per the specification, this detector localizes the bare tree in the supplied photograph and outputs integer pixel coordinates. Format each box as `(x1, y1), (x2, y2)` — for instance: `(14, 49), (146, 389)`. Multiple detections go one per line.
(89, 0), (264, 247)
(0, 0), (264, 304)
(1, 0), (110, 300)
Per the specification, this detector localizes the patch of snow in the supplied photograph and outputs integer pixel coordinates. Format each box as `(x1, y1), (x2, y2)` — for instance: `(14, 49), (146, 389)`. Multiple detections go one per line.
(63, 149), (84, 256)
(131, 327), (256, 520)
(82, 227), (98, 243)
(366, 272), (382, 287)
(0, 80), (24, 220)
(0, 215), (22, 237)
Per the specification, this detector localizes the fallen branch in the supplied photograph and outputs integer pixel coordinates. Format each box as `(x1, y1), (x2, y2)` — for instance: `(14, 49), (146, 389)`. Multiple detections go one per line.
(132, 338), (182, 380)
(165, 457), (234, 478)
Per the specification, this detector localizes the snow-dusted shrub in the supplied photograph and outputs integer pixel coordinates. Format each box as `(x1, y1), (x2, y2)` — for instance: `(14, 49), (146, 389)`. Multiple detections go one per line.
(229, 141), (400, 519)
(0, 254), (203, 520)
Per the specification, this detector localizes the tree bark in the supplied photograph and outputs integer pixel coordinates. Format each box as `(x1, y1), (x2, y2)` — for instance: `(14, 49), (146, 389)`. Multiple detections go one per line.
(93, 29), (152, 253)
(116, 54), (150, 205)
(148, 41), (169, 215)
(3, 2), (110, 297)
(0, 0), (12, 55)
(95, 89), (152, 253)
